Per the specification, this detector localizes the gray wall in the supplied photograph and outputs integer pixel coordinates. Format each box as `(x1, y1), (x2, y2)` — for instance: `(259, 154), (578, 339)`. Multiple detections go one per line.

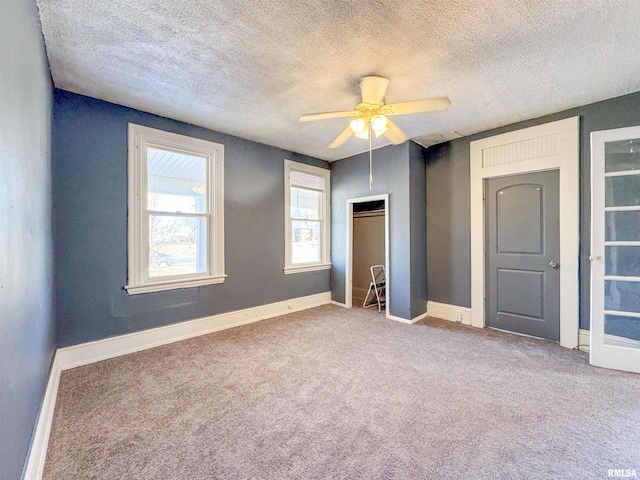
(0, 1), (56, 479)
(53, 90), (329, 347)
(331, 142), (428, 320)
(426, 91), (640, 330)
(408, 142), (428, 319)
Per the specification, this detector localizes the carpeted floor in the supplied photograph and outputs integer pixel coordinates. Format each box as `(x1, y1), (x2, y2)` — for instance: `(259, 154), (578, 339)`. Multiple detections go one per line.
(44, 305), (640, 479)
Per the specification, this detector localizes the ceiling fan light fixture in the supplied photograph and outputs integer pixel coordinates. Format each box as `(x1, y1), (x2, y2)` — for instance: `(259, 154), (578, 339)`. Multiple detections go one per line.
(354, 129), (370, 140)
(373, 125), (388, 138)
(371, 114), (387, 133)
(350, 117), (367, 135)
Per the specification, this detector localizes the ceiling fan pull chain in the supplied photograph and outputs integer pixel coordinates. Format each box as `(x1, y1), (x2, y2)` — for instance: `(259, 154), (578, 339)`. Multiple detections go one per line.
(369, 124), (373, 190)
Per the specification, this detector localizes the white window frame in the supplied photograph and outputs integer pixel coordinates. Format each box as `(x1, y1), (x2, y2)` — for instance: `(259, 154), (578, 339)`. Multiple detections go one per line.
(126, 123), (225, 295)
(284, 160), (331, 274)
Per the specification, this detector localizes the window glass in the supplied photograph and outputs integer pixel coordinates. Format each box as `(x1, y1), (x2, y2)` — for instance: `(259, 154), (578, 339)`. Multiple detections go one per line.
(147, 148), (207, 213)
(291, 220), (320, 264)
(149, 215), (207, 277)
(291, 187), (321, 220)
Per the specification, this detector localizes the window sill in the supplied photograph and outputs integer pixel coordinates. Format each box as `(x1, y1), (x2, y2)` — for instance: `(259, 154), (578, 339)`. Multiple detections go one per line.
(283, 263), (331, 275)
(125, 275), (227, 295)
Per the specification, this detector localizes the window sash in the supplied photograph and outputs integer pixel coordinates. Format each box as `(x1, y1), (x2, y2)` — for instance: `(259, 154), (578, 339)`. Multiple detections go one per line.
(290, 187), (324, 221)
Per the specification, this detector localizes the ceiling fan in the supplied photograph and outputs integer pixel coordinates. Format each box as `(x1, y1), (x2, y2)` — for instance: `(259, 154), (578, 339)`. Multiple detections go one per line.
(299, 76), (451, 148)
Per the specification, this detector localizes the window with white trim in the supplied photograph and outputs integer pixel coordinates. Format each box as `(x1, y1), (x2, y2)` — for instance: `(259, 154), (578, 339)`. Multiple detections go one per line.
(126, 124), (225, 294)
(284, 160), (330, 274)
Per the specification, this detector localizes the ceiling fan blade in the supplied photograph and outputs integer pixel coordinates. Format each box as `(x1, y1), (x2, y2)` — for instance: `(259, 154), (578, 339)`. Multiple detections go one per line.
(384, 97), (451, 115)
(299, 110), (359, 122)
(360, 76), (389, 104)
(384, 119), (409, 145)
(329, 125), (354, 148)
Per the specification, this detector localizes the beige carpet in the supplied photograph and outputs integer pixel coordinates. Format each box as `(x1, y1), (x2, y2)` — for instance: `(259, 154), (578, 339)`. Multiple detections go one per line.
(44, 305), (640, 479)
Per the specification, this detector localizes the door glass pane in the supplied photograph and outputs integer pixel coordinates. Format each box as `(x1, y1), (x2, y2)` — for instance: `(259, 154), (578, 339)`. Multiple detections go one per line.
(291, 220), (320, 264)
(605, 175), (640, 207)
(149, 215), (207, 277)
(148, 147), (207, 213)
(606, 211), (640, 241)
(606, 246), (640, 277)
(605, 280), (640, 314)
(605, 139), (640, 172)
(604, 314), (640, 343)
(291, 187), (321, 220)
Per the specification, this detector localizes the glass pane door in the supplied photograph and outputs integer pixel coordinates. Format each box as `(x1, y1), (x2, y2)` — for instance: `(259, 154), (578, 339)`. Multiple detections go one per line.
(590, 128), (640, 373)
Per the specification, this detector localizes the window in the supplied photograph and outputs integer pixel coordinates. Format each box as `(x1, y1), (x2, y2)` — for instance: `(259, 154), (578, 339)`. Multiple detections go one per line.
(284, 160), (330, 274)
(126, 124), (225, 294)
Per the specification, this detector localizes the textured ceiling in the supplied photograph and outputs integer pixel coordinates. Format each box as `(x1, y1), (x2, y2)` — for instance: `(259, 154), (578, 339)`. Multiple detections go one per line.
(37, 0), (640, 161)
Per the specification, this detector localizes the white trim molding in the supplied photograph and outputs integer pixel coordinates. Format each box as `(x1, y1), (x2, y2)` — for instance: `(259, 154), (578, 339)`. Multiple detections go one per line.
(283, 263), (331, 275)
(470, 117), (580, 349)
(427, 301), (472, 326)
(579, 329), (591, 352)
(387, 311), (429, 325)
(23, 354), (61, 480)
(58, 292), (331, 370)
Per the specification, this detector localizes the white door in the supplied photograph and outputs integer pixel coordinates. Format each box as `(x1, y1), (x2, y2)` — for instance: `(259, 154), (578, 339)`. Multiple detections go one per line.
(590, 126), (640, 373)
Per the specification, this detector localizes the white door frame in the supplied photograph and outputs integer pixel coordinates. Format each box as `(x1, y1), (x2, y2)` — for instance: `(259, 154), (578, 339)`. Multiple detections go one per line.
(345, 194), (390, 318)
(470, 117), (580, 348)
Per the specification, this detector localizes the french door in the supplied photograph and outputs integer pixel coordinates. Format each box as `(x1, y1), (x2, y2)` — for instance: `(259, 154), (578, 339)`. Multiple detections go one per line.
(590, 126), (640, 373)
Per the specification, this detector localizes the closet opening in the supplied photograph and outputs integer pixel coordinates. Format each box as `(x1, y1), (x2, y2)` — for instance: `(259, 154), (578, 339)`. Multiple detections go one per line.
(345, 194), (389, 316)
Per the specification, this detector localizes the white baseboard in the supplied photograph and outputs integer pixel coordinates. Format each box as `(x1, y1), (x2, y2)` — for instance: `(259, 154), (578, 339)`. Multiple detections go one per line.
(427, 301), (473, 326)
(579, 329), (590, 352)
(23, 353), (61, 480)
(579, 328), (640, 353)
(330, 300), (349, 308)
(387, 310), (429, 325)
(58, 292), (331, 370)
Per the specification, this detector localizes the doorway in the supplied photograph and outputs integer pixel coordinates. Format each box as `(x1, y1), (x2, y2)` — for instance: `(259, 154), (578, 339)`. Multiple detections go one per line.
(352, 200), (386, 308)
(470, 116), (579, 348)
(345, 194), (390, 317)
(485, 170), (560, 341)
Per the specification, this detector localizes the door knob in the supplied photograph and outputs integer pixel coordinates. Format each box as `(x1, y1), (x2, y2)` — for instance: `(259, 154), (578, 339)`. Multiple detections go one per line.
(549, 261), (559, 270)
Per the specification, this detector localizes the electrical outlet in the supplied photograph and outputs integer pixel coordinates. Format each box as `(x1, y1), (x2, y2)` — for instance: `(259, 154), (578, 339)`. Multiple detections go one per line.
(454, 311), (462, 323)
